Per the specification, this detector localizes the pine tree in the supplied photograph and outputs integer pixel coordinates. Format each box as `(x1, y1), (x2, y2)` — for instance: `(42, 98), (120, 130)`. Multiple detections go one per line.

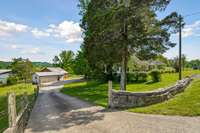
(79, 0), (181, 90)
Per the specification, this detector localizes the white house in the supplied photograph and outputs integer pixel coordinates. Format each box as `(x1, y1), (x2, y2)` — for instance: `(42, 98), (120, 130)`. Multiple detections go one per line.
(32, 67), (68, 85)
(0, 69), (12, 84)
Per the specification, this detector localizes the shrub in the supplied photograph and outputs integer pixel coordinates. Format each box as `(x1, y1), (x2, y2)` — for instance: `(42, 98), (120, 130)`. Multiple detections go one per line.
(161, 67), (176, 73)
(127, 72), (138, 82)
(7, 76), (19, 85)
(149, 69), (161, 82)
(127, 72), (147, 83)
(113, 73), (120, 82)
(138, 72), (148, 82)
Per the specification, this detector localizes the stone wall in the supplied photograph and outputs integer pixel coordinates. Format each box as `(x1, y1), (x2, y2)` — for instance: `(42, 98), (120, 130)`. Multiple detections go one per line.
(108, 77), (192, 108)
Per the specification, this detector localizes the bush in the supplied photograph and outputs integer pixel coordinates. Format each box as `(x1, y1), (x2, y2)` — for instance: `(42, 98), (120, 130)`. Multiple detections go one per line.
(127, 72), (147, 83)
(149, 69), (161, 82)
(7, 76), (19, 85)
(113, 73), (120, 82)
(161, 67), (176, 73)
(138, 72), (148, 82)
(127, 72), (138, 82)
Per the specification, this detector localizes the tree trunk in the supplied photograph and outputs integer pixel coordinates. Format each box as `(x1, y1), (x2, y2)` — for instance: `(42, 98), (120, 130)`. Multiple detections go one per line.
(120, 41), (128, 91)
(120, 53), (127, 91)
(120, 0), (129, 91)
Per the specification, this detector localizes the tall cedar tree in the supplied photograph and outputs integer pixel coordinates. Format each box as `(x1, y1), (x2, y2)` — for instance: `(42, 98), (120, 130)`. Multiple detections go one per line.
(79, 0), (181, 90)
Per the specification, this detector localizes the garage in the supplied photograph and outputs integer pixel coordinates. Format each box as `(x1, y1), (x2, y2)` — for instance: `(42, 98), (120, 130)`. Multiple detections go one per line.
(32, 72), (63, 85)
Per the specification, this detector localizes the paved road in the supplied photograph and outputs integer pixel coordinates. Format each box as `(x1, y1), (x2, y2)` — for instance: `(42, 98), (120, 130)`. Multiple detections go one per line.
(25, 82), (200, 133)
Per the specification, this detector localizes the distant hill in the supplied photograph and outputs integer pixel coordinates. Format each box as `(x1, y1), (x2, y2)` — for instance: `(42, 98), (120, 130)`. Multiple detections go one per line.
(32, 62), (53, 68)
(0, 61), (52, 69)
(0, 61), (11, 69)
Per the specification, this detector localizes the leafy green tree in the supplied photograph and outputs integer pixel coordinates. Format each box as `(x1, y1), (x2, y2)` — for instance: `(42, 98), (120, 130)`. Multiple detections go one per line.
(53, 50), (75, 73)
(73, 49), (91, 78)
(169, 54), (187, 72)
(10, 58), (34, 83)
(186, 59), (200, 69)
(128, 55), (149, 72)
(155, 55), (170, 66)
(181, 54), (186, 70)
(169, 57), (179, 72)
(80, 0), (181, 90)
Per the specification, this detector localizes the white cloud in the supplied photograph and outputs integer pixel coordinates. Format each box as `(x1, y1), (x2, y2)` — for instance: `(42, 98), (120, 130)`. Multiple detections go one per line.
(21, 47), (41, 54)
(11, 44), (18, 49)
(0, 19), (83, 44)
(0, 20), (28, 36)
(48, 21), (83, 43)
(182, 20), (200, 38)
(10, 44), (41, 55)
(31, 28), (50, 38)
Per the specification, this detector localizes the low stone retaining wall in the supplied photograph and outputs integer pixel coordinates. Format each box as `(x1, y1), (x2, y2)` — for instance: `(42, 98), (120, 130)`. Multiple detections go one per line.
(108, 77), (192, 108)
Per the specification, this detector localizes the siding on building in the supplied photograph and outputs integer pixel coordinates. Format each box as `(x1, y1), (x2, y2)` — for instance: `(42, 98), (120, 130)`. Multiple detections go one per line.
(0, 73), (10, 84)
(39, 76), (59, 84)
(0, 70), (12, 84)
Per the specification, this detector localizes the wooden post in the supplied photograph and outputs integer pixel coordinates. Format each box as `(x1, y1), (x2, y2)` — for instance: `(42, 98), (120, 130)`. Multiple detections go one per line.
(23, 92), (28, 106)
(34, 85), (39, 99)
(108, 81), (113, 108)
(8, 93), (17, 130)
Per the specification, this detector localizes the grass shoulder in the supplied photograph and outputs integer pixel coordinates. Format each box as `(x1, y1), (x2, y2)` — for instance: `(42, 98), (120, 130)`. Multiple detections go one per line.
(0, 83), (35, 132)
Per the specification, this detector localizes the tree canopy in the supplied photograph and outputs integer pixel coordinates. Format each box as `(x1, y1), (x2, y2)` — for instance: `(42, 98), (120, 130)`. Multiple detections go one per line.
(79, 0), (181, 90)
(10, 58), (34, 82)
(53, 50), (75, 73)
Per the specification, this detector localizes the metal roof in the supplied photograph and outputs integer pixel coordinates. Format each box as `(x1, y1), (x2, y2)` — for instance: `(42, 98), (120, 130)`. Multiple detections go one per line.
(35, 72), (64, 77)
(46, 67), (68, 74)
(0, 69), (12, 75)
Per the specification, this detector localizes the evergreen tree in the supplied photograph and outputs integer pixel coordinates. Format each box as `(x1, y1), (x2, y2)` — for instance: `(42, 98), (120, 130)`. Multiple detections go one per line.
(79, 0), (181, 90)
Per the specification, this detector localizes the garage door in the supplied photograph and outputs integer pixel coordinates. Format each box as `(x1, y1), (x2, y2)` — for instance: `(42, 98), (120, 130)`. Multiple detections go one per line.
(40, 76), (59, 83)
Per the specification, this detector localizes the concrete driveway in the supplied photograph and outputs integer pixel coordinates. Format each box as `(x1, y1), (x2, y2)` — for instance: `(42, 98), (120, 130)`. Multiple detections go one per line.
(25, 81), (200, 133)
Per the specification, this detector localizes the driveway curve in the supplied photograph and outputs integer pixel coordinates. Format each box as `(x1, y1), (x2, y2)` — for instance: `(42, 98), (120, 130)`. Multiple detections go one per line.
(25, 81), (200, 133)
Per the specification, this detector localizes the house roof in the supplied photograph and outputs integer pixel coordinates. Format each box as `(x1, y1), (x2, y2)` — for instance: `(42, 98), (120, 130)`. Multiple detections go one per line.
(149, 61), (165, 66)
(35, 72), (64, 77)
(45, 67), (68, 74)
(0, 69), (12, 75)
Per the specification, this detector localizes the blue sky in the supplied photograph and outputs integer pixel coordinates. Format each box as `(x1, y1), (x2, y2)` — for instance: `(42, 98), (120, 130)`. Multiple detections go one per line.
(0, 0), (200, 62)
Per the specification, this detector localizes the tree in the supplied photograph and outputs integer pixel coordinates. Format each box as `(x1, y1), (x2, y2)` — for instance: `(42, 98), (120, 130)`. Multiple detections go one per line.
(155, 55), (170, 66)
(73, 49), (91, 78)
(128, 55), (149, 72)
(169, 54), (187, 72)
(79, 0), (180, 90)
(186, 59), (200, 69)
(169, 57), (178, 72)
(182, 54), (186, 70)
(53, 50), (75, 73)
(10, 58), (34, 83)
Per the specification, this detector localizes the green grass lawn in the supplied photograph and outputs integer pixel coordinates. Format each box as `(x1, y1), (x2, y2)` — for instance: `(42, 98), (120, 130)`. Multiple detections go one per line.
(61, 70), (200, 116)
(129, 78), (200, 116)
(0, 84), (35, 132)
(67, 75), (83, 80)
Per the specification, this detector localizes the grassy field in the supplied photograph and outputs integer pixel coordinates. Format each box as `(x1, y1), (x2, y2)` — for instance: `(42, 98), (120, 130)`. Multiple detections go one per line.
(0, 84), (35, 132)
(61, 70), (200, 115)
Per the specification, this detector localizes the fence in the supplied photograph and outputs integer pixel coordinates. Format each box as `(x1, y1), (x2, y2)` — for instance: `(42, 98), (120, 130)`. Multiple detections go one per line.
(1, 86), (39, 133)
(0, 110), (8, 133)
